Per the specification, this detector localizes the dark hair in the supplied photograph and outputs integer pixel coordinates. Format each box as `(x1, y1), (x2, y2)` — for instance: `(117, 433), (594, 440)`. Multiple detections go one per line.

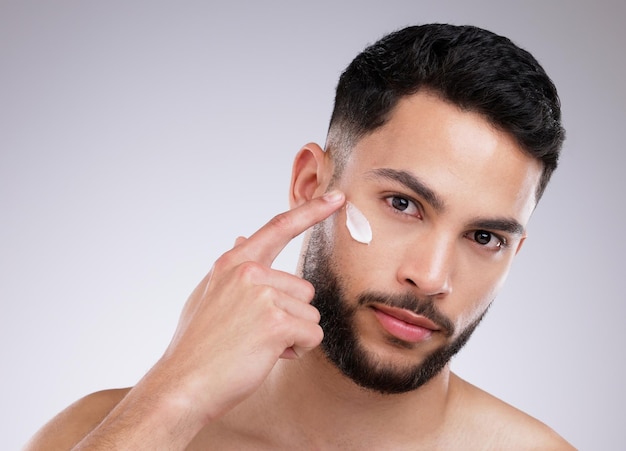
(327, 24), (565, 200)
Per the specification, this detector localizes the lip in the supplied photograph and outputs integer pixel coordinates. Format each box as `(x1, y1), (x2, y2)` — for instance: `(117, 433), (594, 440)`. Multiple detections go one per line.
(371, 304), (440, 343)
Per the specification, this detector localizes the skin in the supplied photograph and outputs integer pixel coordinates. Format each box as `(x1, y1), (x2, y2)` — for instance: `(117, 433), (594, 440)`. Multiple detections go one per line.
(25, 91), (575, 450)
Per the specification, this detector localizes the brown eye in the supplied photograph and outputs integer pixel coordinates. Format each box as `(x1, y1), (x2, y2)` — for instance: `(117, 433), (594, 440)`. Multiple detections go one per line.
(474, 230), (492, 245)
(391, 196), (410, 211)
(385, 195), (420, 218)
(465, 230), (507, 252)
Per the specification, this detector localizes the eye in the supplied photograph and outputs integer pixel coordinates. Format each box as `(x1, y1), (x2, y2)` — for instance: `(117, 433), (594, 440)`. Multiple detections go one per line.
(385, 195), (421, 218)
(468, 230), (507, 251)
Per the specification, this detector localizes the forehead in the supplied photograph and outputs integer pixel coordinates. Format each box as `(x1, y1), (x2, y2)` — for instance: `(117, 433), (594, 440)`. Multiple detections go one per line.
(341, 92), (542, 225)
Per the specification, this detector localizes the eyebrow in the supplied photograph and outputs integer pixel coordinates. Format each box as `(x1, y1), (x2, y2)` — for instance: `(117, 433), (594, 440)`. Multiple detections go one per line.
(467, 218), (526, 237)
(366, 168), (445, 212)
(366, 167), (526, 237)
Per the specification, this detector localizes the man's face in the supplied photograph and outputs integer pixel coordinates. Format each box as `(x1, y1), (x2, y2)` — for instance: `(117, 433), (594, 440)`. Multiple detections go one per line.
(301, 91), (542, 394)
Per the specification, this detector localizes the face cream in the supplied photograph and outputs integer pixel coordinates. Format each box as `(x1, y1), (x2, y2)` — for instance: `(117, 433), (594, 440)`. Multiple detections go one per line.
(345, 201), (372, 244)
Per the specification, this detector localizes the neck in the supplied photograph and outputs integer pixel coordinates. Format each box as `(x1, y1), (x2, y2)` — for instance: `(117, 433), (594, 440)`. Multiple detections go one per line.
(233, 348), (456, 449)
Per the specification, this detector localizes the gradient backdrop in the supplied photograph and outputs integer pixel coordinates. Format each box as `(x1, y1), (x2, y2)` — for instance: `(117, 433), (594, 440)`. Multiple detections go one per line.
(2, 1), (624, 449)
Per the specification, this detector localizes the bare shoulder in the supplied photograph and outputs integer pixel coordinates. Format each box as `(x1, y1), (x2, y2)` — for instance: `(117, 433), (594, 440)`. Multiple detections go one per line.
(450, 375), (576, 450)
(24, 387), (132, 451)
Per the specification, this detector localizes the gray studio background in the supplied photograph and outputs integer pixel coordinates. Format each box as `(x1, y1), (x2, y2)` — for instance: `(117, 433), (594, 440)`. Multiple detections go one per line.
(2, 1), (623, 449)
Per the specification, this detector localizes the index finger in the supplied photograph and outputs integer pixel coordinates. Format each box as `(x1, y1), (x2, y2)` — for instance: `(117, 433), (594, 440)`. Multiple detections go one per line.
(241, 190), (345, 267)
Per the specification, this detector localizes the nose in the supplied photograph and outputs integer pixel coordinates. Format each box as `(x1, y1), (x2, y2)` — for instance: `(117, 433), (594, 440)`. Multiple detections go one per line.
(396, 231), (454, 297)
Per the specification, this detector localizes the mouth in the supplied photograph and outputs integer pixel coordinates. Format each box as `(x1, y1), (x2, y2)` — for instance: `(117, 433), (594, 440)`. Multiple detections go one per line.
(370, 304), (441, 343)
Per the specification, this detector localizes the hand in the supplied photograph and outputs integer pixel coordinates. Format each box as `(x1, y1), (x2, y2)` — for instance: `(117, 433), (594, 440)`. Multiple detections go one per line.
(156, 190), (345, 424)
(47, 191), (345, 451)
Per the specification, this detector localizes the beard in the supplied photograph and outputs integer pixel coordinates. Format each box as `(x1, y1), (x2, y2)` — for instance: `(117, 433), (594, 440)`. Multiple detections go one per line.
(301, 222), (489, 395)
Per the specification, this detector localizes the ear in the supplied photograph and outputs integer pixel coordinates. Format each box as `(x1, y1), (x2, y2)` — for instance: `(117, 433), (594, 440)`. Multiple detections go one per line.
(289, 143), (332, 208)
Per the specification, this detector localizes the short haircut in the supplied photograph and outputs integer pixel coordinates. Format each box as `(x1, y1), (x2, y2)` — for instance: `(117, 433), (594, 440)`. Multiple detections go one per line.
(326, 23), (565, 200)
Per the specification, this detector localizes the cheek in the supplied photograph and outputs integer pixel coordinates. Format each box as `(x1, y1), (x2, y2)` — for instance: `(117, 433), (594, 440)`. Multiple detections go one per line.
(326, 210), (392, 288)
(447, 256), (514, 329)
(345, 202), (373, 244)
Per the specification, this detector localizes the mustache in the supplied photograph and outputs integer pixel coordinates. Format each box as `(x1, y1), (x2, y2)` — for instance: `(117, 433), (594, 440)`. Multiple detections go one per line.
(357, 291), (455, 337)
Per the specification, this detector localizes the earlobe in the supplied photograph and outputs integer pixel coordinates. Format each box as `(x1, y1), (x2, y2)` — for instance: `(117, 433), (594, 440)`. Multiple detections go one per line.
(289, 143), (331, 208)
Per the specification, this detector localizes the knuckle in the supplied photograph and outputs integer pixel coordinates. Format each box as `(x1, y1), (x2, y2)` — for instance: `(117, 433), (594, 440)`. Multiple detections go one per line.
(297, 324), (324, 350)
(301, 280), (315, 302)
(271, 307), (289, 323)
(268, 211), (295, 233)
(236, 261), (264, 282)
(265, 308), (290, 332)
(312, 324), (324, 344)
(213, 250), (237, 272)
(255, 284), (277, 301)
(298, 302), (321, 322)
(309, 305), (321, 323)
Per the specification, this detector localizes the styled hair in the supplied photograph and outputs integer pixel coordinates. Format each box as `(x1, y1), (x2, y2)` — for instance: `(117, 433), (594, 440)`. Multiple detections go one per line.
(326, 24), (565, 200)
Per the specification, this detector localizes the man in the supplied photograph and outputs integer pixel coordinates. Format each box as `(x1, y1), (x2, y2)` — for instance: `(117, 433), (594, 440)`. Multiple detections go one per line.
(26, 24), (574, 449)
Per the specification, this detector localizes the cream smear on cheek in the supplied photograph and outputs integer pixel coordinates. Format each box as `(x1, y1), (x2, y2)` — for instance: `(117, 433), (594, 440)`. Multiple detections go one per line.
(345, 201), (373, 245)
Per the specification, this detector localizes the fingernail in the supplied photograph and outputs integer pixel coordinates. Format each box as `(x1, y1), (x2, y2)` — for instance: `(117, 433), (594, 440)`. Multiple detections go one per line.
(323, 190), (344, 203)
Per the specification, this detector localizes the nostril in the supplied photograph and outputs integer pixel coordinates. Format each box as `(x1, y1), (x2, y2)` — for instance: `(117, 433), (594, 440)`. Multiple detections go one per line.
(405, 278), (417, 287)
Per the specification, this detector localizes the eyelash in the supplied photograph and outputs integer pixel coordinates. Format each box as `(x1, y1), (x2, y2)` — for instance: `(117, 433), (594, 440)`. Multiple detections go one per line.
(384, 194), (422, 219)
(384, 194), (509, 252)
(464, 230), (509, 251)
